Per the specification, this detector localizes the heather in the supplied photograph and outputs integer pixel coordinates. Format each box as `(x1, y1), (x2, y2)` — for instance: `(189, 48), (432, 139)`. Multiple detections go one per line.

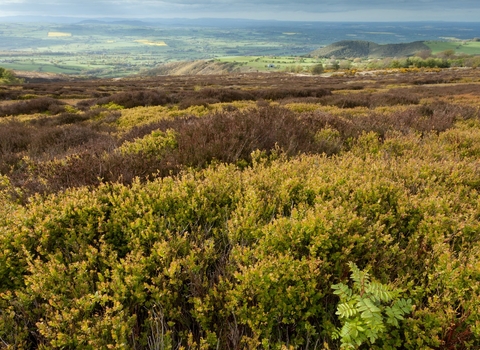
(0, 69), (479, 349)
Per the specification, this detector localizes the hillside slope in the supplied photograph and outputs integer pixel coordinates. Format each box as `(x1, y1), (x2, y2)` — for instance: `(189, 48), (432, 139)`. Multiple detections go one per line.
(311, 40), (430, 58)
(143, 60), (257, 76)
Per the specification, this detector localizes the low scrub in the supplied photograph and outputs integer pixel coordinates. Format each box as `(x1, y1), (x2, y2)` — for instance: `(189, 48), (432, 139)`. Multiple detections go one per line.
(1, 70), (480, 349)
(318, 91), (419, 109)
(4, 100), (478, 199)
(2, 132), (480, 348)
(0, 97), (66, 117)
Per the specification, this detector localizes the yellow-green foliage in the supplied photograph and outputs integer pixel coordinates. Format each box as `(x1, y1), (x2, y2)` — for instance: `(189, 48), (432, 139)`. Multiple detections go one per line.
(439, 120), (480, 158)
(118, 129), (178, 158)
(117, 102), (257, 129)
(168, 104), (216, 118)
(100, 101), (125, 110)
(0, 67), (22, 84)
(314, 127), (343, 155)
(116, 104), (214, 129)
(284, 102), (322, 113)
(64, 105), (80, 113)
(284, 103), (372, 118)
(1, 123), (480, 348)
(117, 105), (176, 128)
(215, 100), (258, 111)
(372, 104), (411, 115)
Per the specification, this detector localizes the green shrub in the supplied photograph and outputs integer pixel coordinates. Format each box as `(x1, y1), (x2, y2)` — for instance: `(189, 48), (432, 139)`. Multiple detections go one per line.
(331, 262), (412, 349)
(311, 63), (324, 75)
(0, 67), (23, 84)
(118, 129), (178, 159)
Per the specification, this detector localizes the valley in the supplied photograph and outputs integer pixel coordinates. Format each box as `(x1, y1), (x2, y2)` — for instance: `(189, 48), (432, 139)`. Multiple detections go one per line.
(1, 20), (480, 78)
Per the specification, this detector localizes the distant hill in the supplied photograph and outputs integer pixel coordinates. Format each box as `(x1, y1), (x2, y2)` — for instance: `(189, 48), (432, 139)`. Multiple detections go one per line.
(76, 19), (148, 26)
(143, 60), (258, 76)
(311, 40), (430, 58)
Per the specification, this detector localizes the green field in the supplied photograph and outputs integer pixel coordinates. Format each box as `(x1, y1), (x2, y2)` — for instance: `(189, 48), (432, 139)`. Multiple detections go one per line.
(425, 40), (480, 55)
(215, 55), (323, 72)
(0, 61), (96, 74)
(0, 22), (318, 77)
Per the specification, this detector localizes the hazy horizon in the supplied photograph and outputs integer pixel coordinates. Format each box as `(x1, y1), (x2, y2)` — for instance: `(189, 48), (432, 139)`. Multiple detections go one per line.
(2, 16), (480, 24)
(1, 0), (480, 22)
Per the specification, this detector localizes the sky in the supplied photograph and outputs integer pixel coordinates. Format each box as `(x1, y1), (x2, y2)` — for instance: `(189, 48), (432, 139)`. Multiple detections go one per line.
(1, 0), (480, 22)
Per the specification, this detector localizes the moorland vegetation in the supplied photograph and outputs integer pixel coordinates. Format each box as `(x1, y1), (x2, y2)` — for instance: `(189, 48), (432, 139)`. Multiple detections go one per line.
(0, 67), (23, 84)
(0, 68), (480, 349)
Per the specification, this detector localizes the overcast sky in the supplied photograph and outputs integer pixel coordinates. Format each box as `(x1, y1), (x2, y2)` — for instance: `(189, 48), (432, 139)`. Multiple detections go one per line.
(1, 0), (480, 21)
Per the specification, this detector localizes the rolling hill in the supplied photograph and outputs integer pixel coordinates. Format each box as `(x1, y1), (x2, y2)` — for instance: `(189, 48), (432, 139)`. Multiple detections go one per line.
(142, 60), (257, 76)
(311, 40), (430, 58)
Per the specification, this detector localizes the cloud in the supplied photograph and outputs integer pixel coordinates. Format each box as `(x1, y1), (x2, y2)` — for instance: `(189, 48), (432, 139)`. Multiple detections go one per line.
(1, 0), (480, 20)
(121, 0), (480, 11)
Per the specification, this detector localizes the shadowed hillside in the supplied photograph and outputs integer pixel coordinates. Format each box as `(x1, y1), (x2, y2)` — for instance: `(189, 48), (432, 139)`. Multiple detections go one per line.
(311, 40), (430, 58)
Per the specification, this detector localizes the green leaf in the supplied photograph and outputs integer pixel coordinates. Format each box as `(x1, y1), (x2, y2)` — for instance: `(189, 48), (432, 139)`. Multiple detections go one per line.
(357, 297), (381, 315)
(348, 262), (370, 289)
(332, 262), (413, 349)
(336, 301), (358, 318)
(331, 328), (341, 340)
(385, 306), (400, 327)
(332, 282), (352, 299)
(365, 281), (394, 302)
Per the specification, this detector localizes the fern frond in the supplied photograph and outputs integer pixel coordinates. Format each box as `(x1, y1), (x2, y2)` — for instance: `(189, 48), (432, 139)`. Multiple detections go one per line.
(340, 319), (366, 342)
(332, 262), (413, 349)
(332, 282), (352, 299)
(340, 321), (356, 340)
(340, 319), (369, 348)
(348, 262), (370, 291)
(336, 301), (358, 319)
(331, 328), (341, 340)
(365, 326), (383, 344)
(365, 281), (394, 302)
(385, 306), (401, 327)
(357, 297), (381, 315)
